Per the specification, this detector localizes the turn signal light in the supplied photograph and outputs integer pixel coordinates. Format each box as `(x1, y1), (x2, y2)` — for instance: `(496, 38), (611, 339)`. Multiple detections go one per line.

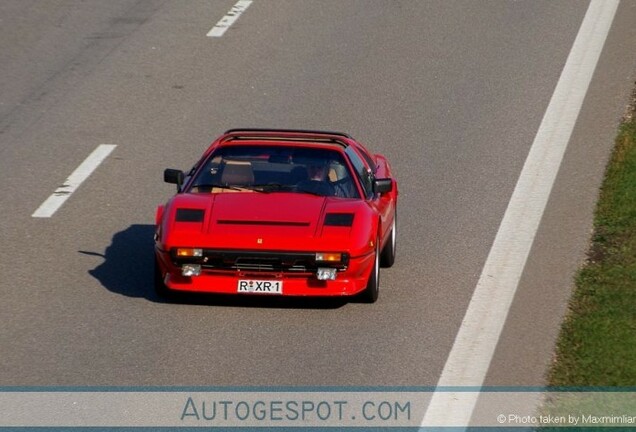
(176, 248), (203, 257)
(316, 252), (342, 263)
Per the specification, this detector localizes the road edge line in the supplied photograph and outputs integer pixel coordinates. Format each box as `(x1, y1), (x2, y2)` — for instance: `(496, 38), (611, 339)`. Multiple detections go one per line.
(421, 0), (620, 427)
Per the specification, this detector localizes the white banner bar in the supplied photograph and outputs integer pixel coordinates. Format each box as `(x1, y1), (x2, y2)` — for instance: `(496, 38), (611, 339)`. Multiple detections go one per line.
(0, 390), (634, 427)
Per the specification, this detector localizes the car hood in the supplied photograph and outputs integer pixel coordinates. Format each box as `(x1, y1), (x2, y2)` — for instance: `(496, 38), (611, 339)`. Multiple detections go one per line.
(161, 192), (369, 252)
(208, 192), (324, 236)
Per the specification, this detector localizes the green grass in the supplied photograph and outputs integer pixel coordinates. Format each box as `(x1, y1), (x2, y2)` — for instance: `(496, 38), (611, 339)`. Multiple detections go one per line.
(548, 120), (636, 386)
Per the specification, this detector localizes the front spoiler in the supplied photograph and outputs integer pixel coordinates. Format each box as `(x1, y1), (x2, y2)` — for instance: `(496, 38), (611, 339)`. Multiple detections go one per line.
(155, 250), (375, 296)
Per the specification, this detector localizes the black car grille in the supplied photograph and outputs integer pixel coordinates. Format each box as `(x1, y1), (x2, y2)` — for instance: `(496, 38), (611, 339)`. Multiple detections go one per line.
(210, 252), (313, 272)
(172, 250), (348, 273)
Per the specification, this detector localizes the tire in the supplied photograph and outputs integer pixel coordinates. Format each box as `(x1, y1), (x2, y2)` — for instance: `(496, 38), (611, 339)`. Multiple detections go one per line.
(154, 256), (172, 299)
(359, 240), (380, 303)
(380, 215), (397, 268)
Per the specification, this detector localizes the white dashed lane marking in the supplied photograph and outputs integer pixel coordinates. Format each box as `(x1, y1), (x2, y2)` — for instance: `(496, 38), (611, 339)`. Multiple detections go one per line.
(207, 0), (253, 38)
(32, 144), (117, 218)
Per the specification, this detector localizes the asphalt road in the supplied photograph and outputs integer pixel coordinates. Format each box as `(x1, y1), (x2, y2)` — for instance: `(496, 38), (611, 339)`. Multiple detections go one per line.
(1, 0), (635, 394)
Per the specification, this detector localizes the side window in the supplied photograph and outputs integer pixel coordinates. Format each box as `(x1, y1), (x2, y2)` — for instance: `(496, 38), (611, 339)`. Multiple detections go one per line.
(346, 147), (374, 199)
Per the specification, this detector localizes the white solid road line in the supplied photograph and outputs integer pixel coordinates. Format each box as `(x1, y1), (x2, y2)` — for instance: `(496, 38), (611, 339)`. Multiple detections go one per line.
(421, 0), (620, 428)
(207, 0), (253, 38)
(32, 144), (117, 218)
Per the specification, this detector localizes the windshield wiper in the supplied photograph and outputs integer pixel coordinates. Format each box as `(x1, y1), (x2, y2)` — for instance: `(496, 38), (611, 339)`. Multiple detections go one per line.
(249, 183), (293, 193)
(190, 183), (264, 193)
(293, 188), (327, 197)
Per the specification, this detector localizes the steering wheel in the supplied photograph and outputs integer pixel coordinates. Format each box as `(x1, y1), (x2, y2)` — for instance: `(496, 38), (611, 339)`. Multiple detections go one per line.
(296, 180), (335, 196)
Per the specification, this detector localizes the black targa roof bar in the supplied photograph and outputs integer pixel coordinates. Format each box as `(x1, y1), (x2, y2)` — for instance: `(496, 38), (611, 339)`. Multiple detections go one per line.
(223, 129), (354, 146)
(224, 128), (353, 139)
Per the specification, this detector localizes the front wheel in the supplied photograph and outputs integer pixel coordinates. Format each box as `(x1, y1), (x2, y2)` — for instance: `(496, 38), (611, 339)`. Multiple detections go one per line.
(154, 255), (172, 299)
(359, 240), (380, 303)
(380, 215), (397, 268)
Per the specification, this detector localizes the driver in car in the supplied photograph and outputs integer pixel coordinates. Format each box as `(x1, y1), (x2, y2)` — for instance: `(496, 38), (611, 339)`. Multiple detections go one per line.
(296, 160), (335, 196)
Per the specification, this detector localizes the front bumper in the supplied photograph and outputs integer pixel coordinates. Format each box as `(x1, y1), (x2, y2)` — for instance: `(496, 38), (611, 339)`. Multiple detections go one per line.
(155, 248), (375, 296)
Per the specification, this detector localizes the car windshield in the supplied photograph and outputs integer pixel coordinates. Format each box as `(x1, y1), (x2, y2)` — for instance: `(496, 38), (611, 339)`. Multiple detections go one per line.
(189, 145), (360, 198)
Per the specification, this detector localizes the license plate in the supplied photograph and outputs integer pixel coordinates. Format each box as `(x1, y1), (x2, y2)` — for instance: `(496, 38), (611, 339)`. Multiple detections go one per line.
(237, 279), (283, 294)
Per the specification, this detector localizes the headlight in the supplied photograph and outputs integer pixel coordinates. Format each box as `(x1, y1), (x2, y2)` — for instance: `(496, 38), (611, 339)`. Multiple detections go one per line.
(182, 264), (201, 276)
(316, 267), (337, 281)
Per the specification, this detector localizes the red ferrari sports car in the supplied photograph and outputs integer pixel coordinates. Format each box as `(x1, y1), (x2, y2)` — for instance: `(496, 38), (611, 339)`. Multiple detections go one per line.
(154, 129), (397, 302)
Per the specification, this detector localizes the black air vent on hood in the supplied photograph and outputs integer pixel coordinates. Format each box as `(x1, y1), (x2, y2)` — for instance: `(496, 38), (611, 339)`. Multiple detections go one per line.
(217, 220), (310, 227)
(324, 213), (354, 227)
(176, 209), (205, 222)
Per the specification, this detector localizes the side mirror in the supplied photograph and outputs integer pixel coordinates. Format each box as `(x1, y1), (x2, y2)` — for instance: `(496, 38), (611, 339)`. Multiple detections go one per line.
(164, 169), (184, 191)
(373, 178), (393, 195)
